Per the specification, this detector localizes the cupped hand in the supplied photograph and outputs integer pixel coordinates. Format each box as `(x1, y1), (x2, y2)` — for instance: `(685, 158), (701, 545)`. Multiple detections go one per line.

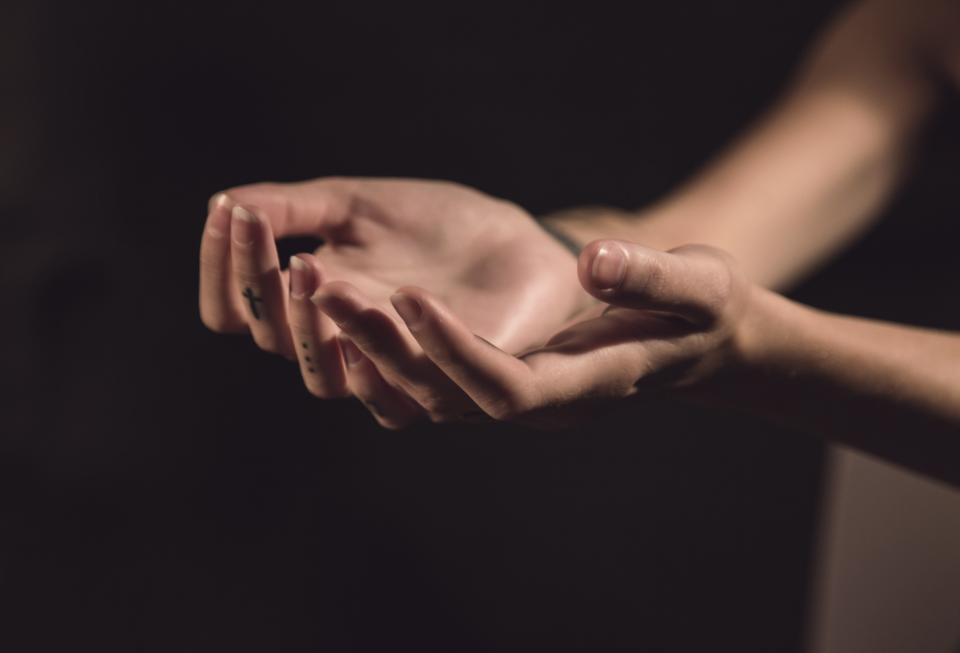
(198, 177), (592, 417)
(324, 238), (757, 428)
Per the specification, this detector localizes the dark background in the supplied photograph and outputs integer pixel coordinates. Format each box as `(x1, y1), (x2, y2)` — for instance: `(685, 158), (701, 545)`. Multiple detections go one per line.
(3, 1), (958, 651)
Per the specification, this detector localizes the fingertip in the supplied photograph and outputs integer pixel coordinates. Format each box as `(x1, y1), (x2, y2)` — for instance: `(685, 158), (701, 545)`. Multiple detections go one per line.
(231, 205), (260, 246)
(594, 243), (628, 291)
(231, 204), (259, 222)
(289, 254), (315, 300)
(310, 280), (360, 315)
(204, 193), (233, 239)
(309, 281), (336, 306)
(296, 251), (326, 278)
(208, 191), (233, 213)
(289, 254), (309, 271)
(393, 285), (448, 321)
(577, 240), (604, 289)
(337, 334), (364, 367)
(390, 292), (423, 328)
(579, 239), (628, 292)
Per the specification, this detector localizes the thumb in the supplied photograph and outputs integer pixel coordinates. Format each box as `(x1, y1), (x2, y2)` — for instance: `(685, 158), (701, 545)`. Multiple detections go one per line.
(577, 240), (734, 325)
(209, 180), (351, 239)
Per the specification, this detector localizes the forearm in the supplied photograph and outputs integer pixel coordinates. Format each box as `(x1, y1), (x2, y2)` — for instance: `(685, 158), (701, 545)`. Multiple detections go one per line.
(544, 0), (958, 289)
(719, 288), (960, 485)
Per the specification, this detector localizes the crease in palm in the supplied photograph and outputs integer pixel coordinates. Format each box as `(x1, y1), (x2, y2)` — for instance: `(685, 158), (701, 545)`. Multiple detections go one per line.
(294, 184), (587, 352)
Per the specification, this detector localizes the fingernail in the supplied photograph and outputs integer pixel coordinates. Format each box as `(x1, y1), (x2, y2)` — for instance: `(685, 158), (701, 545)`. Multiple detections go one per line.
(231, 205), (258, 246)
(289, 256), (310, 299)
(390, 293), (422, 327)
(592, 243), (626, 290)
(339, 336), (362, 366)
(205, 194), (232, 238)
(209, 192), (232, 212)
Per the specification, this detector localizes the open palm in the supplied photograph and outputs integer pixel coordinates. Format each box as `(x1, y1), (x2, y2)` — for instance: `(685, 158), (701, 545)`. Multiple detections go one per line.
(199, 177), (592, 405)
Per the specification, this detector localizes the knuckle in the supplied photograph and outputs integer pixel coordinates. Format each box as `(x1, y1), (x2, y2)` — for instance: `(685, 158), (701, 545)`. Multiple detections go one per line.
(708, 262), (735, 311)
(669, 244), (742, 323)
(699, 254), (738, 321)
(637, 250), (667, 294)
(233, 271), (265, 291)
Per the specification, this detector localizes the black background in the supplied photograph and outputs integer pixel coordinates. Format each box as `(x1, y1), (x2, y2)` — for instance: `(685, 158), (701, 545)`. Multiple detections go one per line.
(3, 1), (959, 651)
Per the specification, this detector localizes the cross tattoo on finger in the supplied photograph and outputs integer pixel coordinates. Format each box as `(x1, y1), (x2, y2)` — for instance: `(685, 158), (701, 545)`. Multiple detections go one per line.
(242, 287), (264, 320)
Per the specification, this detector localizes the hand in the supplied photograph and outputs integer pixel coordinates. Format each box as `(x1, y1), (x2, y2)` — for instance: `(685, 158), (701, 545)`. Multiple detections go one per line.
(322, 238), (756, 428)
(198, 177), (593, 420)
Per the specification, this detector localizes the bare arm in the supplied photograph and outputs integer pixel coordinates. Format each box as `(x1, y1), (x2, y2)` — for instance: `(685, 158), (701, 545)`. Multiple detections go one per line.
(293, 0), (960, 484)
(336, 0), (960, 482)
(543, 0), (959, 289)
(724, 286), (960, 486)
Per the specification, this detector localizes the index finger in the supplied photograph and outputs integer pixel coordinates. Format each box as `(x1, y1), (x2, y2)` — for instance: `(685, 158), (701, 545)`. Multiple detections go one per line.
(218, 180), (354, 239)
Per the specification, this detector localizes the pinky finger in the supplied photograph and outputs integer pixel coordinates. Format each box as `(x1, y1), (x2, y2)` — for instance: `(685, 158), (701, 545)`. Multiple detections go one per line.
(339, 336), (422, 430)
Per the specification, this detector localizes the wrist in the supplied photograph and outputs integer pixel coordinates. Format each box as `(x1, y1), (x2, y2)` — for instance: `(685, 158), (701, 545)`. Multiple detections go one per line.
(729, 283), (809, 376)
(537, 217), (582, 256)
(538, 206), (637, 249)
(673, 283), (791, 405)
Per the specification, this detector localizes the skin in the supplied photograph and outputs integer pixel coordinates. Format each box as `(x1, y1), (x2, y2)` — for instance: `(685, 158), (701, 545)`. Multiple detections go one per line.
(199, 0), (960, 484)
(198, 178), (594, 416)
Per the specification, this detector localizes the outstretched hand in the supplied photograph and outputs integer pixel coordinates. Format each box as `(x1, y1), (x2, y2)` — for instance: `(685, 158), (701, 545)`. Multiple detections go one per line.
(324, 238), (757, 428)
(199, 178), (592, 421)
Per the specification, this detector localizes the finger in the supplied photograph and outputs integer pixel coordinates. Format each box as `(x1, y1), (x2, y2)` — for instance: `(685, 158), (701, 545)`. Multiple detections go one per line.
(578, 240), (734, 325)
(230, 205), (295, 357)
(339, 336), (422, 430)
(217, 180), (353, 239)
(534, 312), (665, 394)
(390, 287), (538, 421)
(312, 281), (475, 420)
(199, 193), (248, 332)
(288, 254), (349, 398)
